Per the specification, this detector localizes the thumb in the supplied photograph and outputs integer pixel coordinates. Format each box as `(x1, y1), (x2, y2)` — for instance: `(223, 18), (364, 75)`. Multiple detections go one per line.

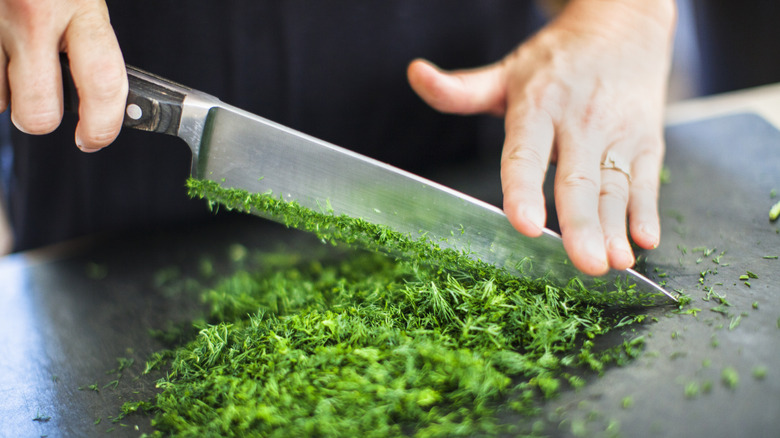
(407, 58), (507, 117)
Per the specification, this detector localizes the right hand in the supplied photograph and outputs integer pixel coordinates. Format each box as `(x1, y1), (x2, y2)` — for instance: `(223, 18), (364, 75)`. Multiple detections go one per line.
(0, 0), (127, 152)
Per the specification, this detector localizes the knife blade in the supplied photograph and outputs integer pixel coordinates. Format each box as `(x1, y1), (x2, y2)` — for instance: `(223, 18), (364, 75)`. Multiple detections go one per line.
(62, 58), (677, 305)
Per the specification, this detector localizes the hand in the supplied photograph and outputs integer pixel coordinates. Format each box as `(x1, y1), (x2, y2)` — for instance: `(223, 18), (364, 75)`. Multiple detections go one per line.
(407, 0), (675, 276)
(0, 0), (127, 151)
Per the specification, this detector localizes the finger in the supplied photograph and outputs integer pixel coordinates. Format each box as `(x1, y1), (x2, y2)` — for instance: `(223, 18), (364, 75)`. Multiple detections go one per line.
(598, 165), (634, 270)
(501, 105), (554, 237)
(554, 132), (609, 276)
(64, 8), (127, 152)
(7, 42), (63, 135)
(407, 58), (506, 116)
(0, 46), (8, 113)
(628, 136), (664, 250)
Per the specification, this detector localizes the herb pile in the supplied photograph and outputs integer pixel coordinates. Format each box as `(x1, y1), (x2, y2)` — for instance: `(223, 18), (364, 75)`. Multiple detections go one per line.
(126, 179), (650, 436)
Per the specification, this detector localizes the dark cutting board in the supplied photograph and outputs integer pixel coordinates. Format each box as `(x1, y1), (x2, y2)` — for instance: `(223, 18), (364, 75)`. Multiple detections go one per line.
(0, 112), (778, 437)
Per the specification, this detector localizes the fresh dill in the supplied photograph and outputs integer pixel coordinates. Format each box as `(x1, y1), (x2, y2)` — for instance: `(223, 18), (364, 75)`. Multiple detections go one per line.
(115, 177), (661, 436)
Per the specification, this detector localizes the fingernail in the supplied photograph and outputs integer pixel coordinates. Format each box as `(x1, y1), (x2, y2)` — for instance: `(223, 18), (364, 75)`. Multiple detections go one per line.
(585, 237), (608, 271)
(76, 135), (100, 153)
(640, 223), (660, 248)
(10, 114), (30, 134)
(607, 236), (634, 268)
(524, 206), (545, 231)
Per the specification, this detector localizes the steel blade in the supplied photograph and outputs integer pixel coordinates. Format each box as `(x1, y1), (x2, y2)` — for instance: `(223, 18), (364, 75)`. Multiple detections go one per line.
(178, 96), (677, 306)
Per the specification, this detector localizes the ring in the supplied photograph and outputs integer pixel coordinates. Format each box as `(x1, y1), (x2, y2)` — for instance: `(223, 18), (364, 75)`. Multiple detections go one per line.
(600, 151), (632, 182)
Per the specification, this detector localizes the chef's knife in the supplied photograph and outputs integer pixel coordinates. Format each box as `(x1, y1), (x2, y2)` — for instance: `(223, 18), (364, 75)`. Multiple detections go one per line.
(61, 58), (677, 305)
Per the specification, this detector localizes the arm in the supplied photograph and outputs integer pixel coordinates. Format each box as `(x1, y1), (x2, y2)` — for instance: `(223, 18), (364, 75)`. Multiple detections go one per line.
(408, 0), (676, 276)
(0, 0), (127, 151)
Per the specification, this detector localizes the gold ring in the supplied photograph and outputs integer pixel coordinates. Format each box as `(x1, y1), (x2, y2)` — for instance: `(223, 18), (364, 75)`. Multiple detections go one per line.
(600, 151), (632, 182)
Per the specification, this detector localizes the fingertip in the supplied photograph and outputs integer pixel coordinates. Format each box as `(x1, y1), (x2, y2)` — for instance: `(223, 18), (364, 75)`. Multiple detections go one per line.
(565, 234), (610, 277)
(10, 108), (63, 135)
(406, 58), (454, 109)
(75, 125), (115, 152)
(631, 222), (660, 250)
(506, 203), (546, 238)
(606, 236), (635, 270)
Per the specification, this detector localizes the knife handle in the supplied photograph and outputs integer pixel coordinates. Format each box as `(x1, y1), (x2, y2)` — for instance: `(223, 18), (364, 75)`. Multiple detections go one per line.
(61, 53), (186, 136)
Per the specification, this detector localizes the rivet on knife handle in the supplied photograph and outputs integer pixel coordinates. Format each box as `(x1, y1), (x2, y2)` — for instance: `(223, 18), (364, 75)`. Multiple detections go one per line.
(60, 53), (188, 136)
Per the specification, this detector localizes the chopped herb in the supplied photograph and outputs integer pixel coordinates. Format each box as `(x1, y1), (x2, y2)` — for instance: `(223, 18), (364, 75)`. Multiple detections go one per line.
(106, 357), (134, 376)
(746, 271), (759, 279)
(78, 383), (99, 393)
(620, 396), (634, 409)
(32, 413), (51, 423)
(763, 255), (778, 259)
(721, 366), (739, 390)
(659, 166), (671, 184)
(113, 177), (661, 436)
(752, 366), (768, 380)
(752, 301), (759, 310)
(770, 200), (780, 222)
(728, 315), (742, 331)
(684, 381), (699, 399)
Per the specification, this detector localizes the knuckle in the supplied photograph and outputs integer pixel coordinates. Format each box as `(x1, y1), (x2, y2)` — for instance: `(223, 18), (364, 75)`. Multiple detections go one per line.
(559, 170), (599, 193)
(599, 180), (629, 205)
(502, 146), (546, 171)
(80, 63), (127, 103)
(630, 178), (659, 200)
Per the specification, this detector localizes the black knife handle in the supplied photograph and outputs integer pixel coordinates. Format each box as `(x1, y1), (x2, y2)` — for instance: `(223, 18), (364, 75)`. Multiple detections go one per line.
(60, 53), (187, 136)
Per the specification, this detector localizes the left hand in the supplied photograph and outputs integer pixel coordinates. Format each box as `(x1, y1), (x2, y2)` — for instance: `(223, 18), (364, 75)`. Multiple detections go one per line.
(407, 0), (676, 276)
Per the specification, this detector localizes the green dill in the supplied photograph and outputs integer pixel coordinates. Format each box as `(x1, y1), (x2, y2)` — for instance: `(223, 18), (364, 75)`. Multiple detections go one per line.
(752, 301), (759, 310)
(106, 357), (134, 376)
(78, 382), (100, 393)
(32, 412), (51, 423)
(752, 365), (768, 380)
(113, 177), (668, 436)
(605, 419), (620, 436)
(770, 200), (780, 222)
(721, 366), (739, 390)
(728, 314), (742, 331)
(684, 381), (699, 399)
(659, 166), (671, 184)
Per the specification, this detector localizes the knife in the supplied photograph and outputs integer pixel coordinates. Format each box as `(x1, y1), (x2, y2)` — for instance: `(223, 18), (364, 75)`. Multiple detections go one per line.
(61, 57), (677, 305)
